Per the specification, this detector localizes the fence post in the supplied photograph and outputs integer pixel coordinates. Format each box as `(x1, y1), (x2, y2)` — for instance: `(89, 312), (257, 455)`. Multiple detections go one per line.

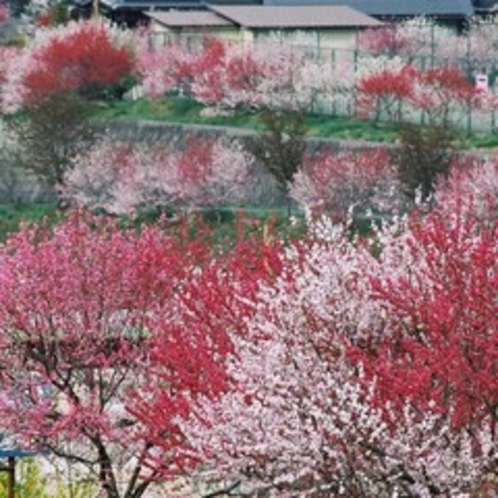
(467, 100), (472, 136)
(353, 49), (358, 117)
(331, 48), (337, 115)
(7, 458), (15, 498)
(0, 457), (16, 498)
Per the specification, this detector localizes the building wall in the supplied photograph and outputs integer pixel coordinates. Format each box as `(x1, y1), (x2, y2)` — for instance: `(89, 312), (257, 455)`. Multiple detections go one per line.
(252, 28), (359, 50)
(148, 22), (364, 49)
(148, 22), (244, 45)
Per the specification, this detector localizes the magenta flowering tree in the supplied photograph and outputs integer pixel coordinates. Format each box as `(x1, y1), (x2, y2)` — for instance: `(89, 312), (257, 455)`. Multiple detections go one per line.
(136, 33), (305, 110)
(0, 2), (8, 23)
(0, 211), (230, 498)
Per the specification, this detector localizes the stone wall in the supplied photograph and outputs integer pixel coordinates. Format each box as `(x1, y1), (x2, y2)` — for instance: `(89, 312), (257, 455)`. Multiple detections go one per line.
(0, 120), (55, 204)
(106, 120), (386, 208)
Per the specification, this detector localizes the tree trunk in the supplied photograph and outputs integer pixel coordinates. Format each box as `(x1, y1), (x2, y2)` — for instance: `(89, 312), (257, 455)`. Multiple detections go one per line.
(95, 438), (120, 498)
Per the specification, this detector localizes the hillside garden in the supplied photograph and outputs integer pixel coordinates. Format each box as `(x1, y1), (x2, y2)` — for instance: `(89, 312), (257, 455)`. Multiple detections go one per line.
(0, 13), (496, 498)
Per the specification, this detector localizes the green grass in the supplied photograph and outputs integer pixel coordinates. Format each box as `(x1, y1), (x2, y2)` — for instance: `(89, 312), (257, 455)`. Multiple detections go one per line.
(0, 202), (309, 247)
(464, 133), (498, 150)
(95, 96), (401, 142)
(305, 113), (400, 142)
(0, 203), (61, 242)
(95, 96), (263, 129)
(93, 96), (406, 145)
(96, 95), (498, 149)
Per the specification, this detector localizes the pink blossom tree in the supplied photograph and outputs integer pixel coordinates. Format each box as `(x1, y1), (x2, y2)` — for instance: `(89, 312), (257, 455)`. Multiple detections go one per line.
(290, 147), (399, 219)
(409, 65), (480, 128)
(136, 30), (203, 99)
(436, 154), (498, 218)
(359, 18), (456, 62)
(63, 135), (255, 214)
(137, 33), (304, 110)
(130, 234), (283, 494)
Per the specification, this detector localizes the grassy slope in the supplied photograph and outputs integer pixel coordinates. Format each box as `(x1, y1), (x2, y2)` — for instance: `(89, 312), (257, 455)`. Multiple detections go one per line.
(95, 95), (498, 150)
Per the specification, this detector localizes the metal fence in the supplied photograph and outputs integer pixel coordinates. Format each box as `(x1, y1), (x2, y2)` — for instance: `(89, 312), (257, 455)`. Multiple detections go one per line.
(148, 30), (498, 135)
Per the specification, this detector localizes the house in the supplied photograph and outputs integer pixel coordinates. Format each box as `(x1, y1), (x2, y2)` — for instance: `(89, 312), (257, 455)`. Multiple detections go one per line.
(146, 10), (239, 43)
(79, 0), (262, 26)
(147, 5), (384, 49)
(263, 0), (475, 30)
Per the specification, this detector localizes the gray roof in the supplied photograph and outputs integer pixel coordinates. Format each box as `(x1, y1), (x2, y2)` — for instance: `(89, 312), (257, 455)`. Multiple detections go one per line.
(263, 0), (474, 18)
(146, 10), (233, 26)
(209, 5), (383, 27)
(99, 0), (202, 9)
(98, 0), (263, 9)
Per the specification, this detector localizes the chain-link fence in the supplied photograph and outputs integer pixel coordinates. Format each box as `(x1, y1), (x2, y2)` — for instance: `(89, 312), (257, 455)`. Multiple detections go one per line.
(148, 29), (498, 134)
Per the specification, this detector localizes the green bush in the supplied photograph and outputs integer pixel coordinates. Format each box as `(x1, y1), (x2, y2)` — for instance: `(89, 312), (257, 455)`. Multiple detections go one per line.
(0, 203), (60, 242)
(0, 458), (97, 498)
(393, 124), (456, 202)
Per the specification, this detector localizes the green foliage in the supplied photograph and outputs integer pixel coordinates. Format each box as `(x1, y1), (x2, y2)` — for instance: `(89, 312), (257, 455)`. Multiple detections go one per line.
(5, 33), (26, 48)
(45, 2), (69, 27)
(394, 124), (457, 202)
(0, 203), (309, 252)
(200, 207), (307, 247)
(246, 107), (307, 215)
(465, 132), (498, 149)
(0, 458), (97, 498)
(95, 95), (261, 128)
(0, 458), (49, 498)
(305, 113), (400, 142)
(5, 93), (97, 188)
(100, 74), (140, 102)
(94, 97), (402, 143)
(0, 203), (60, 242)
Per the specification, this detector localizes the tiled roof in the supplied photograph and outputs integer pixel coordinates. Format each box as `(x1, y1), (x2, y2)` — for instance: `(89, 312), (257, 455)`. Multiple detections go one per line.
(146, 10), (232, 26)
(263, 0), (474, 18)
(209, 5), (383, 28)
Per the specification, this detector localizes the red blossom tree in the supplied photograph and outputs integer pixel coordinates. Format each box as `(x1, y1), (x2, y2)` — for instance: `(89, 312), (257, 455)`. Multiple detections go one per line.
(130, 233), (283, 492)
(22, 21), (135, 105)
(0, 2), (9, 23)
(410, 66), (479, 128)
(357, 64), (418, 121)
(362, 160), (498, 430)
(357, 64), (480, 128)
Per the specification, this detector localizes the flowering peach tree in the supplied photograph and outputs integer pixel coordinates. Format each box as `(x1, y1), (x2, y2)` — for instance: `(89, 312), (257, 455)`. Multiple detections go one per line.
(63, 135), (255, 214)
(0, 211), (228, 498)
